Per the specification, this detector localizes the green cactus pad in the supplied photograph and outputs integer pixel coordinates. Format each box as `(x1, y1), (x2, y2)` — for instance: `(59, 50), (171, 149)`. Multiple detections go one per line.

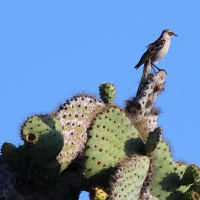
(7, 145), (28, 170)
(99, 83), (116, 104)
(145, 128), (189, 200)
(182, 191), (200, 200)
(21, 114), (64, 164)
(89, 187), (108, 200)
(182, 182), (200, 200)
(54, 94), (103, 172)
(26, 160), (61, 189)
(181, 164), (200, 185)
(83, 106), (145, 179)
(1, 142), (16, 156)
(108, 155), (149, 200)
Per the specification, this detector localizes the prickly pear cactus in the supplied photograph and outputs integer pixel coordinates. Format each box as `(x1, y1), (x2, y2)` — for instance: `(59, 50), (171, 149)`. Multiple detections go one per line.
(1, 142), (16, 156)
(83, 106), (145, 180)
(99, 83), (116, 104)
(89, 187), (108, 200)
(53, 94), (104, 172)
(0, 80), (200, 200)
(145, 128), (189, 200)
(108, 154), (149, 200)
(21, 114), (64, 164)
(5, 145), (28, 170)
(182, 182), (200, 199)
(180, 164), (200, 185)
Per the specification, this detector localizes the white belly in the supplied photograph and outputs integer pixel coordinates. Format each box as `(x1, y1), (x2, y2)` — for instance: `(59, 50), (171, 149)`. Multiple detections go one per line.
(152, 41), (170, 63)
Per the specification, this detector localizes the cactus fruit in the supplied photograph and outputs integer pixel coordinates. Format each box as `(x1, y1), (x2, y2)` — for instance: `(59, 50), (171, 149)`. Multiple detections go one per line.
(99, 83), (116, 104)
(53, 94), (104, 172)
(145, 128), (189, 200)
(83, 106), (145, 179)
(180, 164), (200, 185)
(89, 187), (108, 200)
(108, 154), (149, 200)
(20, 114), (64, 164)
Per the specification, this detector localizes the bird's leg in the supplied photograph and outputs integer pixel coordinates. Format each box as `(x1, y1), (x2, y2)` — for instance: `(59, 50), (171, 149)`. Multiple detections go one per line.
(151, 63), (167, 74)
(151, 63), (161, 71)
(151, 65), (157, 73)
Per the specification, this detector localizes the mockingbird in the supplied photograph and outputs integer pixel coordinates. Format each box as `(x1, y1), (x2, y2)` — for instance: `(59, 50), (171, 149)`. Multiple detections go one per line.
(134, 29), (177, 95)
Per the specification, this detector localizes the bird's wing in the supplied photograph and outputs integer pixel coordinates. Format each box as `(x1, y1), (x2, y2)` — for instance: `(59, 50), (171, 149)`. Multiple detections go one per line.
(134, 39), (166, 69)
(148, 39), (166, 52)
(143, 39), (166, 62)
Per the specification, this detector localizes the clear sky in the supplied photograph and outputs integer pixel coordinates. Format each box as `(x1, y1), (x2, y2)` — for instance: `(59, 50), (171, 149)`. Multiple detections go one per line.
(1, 1), (200, 199)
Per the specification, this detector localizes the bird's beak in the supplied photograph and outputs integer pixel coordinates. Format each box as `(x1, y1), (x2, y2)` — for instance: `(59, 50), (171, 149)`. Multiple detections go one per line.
(173, 33), (178, 36)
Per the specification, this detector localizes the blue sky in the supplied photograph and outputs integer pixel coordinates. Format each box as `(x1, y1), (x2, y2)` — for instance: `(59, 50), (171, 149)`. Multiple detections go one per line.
(1, 1), (200, 199)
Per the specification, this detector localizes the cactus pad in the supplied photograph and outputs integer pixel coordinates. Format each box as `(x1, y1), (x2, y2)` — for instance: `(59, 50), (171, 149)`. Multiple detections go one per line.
(145, 128), (189, 200)
(181, 164), (200, 185)
(108, 155), (149, 200)
(20, 114), (64, 164)
(7, 145), (28, 170)
(99, 83), (116, 104)
(83, 106), (145, 179)
(1, 142), (16, 156)
(182, 182), (200, 200)
(54, 94), (103, 172)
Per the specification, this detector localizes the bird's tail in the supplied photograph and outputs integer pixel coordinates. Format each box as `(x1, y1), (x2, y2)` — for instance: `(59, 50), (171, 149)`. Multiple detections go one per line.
(136, 62), (151, 96)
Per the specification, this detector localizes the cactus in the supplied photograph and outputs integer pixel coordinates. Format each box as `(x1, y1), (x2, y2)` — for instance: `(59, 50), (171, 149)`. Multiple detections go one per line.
(108, 154), (149, 200)
(6, 145), (28, 170)
(182, 182), (200, 200)
(1, 142), (16, 156)
(180, 164), (200, 185)
(89, 187), (108, 200)
(20, 114), (64, 164)
(83, 106), (145, 180)
(145, 128), (189, 200)
(53, 94), (104, 172)
(99, 83), (116, 104)
(0, 76), (200, 200)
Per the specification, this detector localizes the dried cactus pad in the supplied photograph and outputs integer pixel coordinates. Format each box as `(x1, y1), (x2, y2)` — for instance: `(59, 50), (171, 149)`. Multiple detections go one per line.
(54, 94), (103, 172)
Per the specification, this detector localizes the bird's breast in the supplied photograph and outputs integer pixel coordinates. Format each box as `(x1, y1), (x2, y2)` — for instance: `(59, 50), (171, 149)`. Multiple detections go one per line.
(152, 41), (170, 63)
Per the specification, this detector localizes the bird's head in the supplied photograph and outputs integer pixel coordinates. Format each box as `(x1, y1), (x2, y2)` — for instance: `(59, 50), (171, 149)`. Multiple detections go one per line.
(161, 29), (178, 38)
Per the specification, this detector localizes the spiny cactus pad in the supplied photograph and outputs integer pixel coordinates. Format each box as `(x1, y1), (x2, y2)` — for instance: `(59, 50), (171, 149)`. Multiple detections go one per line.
(1, 142), (16, 156)
(145, 128), (189, 200)
(83, 106), (145, 179)
(182, 182), (200, 200)
(7, 145), (28, 170)
(54, 94), (103, 172)
(181, 164), (200, 185)
(25, 160), (61, 188)
(89, 187), (108, 200)
(108, 155), (149, 200)
(21, 114), (64, 164)
(99, 83), (116, 104)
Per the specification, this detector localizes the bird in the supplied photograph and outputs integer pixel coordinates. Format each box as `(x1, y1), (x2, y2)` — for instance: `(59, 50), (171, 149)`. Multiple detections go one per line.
(135, 29), (178, 72)
(134, 29), (177, 95)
